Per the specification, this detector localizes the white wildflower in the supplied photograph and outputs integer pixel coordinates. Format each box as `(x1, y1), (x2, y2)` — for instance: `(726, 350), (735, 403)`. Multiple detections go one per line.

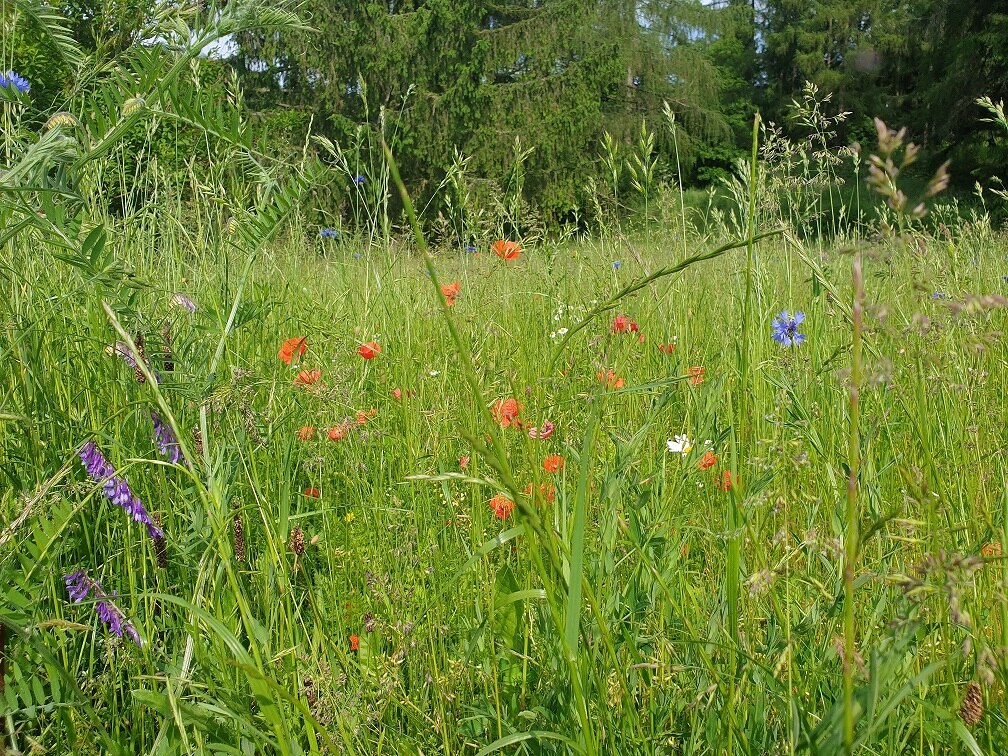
(667, 434), (693, 456)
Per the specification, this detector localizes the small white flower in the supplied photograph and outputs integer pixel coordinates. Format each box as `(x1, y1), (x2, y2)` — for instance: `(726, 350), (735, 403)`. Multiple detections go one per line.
(667, 434), (693, 456)
(428, 370), (440, 377)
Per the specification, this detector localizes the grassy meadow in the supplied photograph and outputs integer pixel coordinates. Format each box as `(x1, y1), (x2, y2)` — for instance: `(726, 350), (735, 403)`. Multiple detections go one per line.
(3, 205), (1008, 753)
(2, 9), (1008, 750)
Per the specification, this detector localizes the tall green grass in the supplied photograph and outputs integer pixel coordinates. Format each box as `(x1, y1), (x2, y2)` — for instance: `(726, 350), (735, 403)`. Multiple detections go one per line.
(2, 6), (1008, 752)
(3, 203), (1007, 752)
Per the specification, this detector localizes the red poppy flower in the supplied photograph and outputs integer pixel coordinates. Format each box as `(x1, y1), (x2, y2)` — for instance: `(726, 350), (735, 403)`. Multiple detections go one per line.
(303, 487), (321, 498)
(490, 398), (522, 428)
(392, 388), (403, 401)
(698, 451), (717, 471)
(358, 341), (381, 360)
(492, 239), (522, 260)
(489, 494), (514, 520)
(349, 634), (360, 652)
(612, 314), (640, 334)
(658, 343), (676, 354)
(719, 470), (733, 491)
(278, 337), (307, 365)
(543, 454), (564, 473)
(524, 482), (556, 504)
(981, 542), (1002, 557)
(597, 370), (624, 390)
(294, 368), (321, 387)
(327, 424), (349, 441)
(441, 281), (462, 307)
(459, 455), (470, 469)
(688, 366), (705, 385)
(528, 420), (555, 440)
(296, 425), (316, 441)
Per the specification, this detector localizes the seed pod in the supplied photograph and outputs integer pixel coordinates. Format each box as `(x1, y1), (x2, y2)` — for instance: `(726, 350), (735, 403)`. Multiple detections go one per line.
(133, 332), (147, 384)
(233, 512), (246, 563)
(959, 681), (983, 727)
(192, 427), (204, 458)
(303, 676), (317, 706)
(288, 526), (305, 556)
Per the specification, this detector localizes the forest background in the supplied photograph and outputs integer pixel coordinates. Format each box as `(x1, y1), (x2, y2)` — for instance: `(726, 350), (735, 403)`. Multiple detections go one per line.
(7, 0), (1008, 233)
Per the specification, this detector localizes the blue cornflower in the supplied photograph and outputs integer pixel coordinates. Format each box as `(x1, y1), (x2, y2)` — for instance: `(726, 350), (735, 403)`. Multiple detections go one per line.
(64, 570), (142, 647)
(464, 245), (477, 253)
(150, 412), (183, 464)
(612, 261), (621, 270)
(353, 175), (366, 185)
(770, 310), (806, 347)
(319, 228), (338, 239)
(79, 441), (163, 540)
(932, 291), (947, 299)
(1, 70), (30, 94)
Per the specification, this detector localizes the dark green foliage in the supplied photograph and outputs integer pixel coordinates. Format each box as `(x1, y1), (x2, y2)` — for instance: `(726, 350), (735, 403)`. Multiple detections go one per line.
(232, 0), (731, 220)
(757, 0), (1008, 187)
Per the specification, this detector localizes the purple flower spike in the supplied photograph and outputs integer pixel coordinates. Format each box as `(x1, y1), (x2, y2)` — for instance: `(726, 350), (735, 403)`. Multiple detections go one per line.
(151, 412), (182, 464)
(95, 600), (123, 636)
(63, 570), (142, 647)
(106, 341), (138, 369)
(80, 441), (164, 540)
(64, 570), (92, 602)
(104, 342), (161, 383)
(169, 293), (197, 314)
(79, 441), (113, 480)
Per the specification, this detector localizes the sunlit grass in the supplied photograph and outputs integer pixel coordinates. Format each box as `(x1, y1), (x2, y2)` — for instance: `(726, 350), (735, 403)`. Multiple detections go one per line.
(2, 213), (1007, 752)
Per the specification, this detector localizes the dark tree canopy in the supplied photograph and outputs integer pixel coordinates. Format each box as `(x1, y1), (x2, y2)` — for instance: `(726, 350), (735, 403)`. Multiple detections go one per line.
(231, 0), (731, 219)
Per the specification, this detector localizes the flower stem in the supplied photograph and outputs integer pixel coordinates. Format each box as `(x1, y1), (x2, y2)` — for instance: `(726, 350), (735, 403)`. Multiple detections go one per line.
(844, 250), (864, 752)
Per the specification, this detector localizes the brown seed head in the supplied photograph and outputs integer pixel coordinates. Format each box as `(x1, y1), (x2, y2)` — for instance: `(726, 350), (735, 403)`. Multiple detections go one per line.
(289, 526), (305, 556)
(959, 681), (983, 727)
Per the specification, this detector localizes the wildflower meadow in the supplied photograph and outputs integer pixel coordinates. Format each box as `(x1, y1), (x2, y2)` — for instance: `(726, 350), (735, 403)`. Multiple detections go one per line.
(3, 2), (1008, 754)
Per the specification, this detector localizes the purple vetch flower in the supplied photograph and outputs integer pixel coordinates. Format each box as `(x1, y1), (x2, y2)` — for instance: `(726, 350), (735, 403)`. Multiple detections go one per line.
(105, 341), (161, 383)
(64, 569), (92, 602)
(169, 292), (197, 314)
(79, 441), (164, 540)
(63, 570), (143, 646)
(150, 412), (183, 464)
(106, 341), (138, 369)
(770, 310), (806, 347)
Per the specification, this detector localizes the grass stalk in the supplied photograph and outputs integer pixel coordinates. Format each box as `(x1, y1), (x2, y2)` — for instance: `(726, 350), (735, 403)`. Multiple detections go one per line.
(843, 250), (864, 752)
